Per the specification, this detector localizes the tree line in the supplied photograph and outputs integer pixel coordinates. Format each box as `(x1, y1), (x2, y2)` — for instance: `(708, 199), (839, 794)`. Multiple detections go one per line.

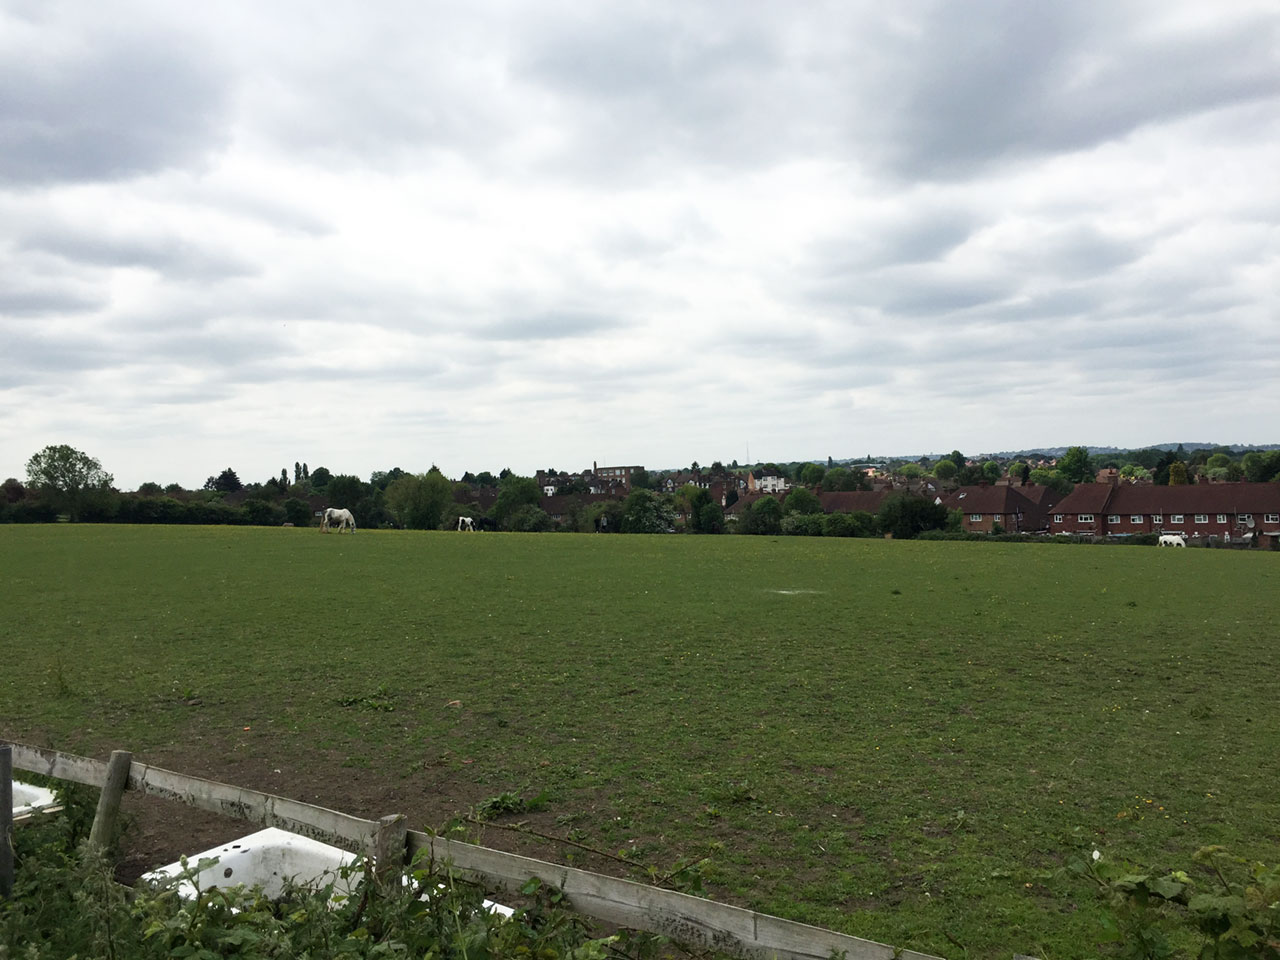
(9, 442), (1279, 536)
(5, 444), (960, 538)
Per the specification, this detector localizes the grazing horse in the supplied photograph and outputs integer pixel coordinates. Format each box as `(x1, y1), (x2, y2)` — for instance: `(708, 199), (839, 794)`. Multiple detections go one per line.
(475, 516), (498, 531)
(1158, 533), (1185, 547)
(321, 507), (356, 533)
(457, 516), (475, 532)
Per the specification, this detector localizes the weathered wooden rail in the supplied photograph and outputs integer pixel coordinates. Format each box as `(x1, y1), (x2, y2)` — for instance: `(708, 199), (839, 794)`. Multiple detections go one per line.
(5, 740), (941, 960)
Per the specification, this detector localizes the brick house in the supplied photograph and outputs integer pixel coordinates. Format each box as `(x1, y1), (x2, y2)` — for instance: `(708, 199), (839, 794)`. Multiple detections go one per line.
(940, 484), (1053, 533)
(1047, 483), (1280, 543)
(591, 463), (643, 490)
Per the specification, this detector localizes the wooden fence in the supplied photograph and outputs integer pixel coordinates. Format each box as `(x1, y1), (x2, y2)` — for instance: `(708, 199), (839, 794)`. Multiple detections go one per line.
(4, 741), (945, 960)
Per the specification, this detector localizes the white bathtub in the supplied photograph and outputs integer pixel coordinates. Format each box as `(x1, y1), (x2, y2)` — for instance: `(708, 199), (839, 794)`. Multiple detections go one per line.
(144, 827), (512, 916)
(11, 780), (60, 819)
(144, 827), (360, 900)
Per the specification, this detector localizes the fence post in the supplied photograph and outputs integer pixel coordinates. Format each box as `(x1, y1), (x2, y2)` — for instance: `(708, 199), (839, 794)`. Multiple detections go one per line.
(372, 814), (407, 882)
(88, 750), (132, 850)
(1, 745), (12, 898)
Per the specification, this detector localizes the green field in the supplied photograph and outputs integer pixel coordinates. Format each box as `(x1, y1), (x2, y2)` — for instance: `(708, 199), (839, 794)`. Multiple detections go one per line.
(3, 525), (1279, 958)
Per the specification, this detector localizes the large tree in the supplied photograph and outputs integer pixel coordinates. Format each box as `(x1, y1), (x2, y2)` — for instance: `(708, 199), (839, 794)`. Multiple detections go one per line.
(620, 488), (676, 533)
(1056, 446), (1095, 484)
(25, 444), (114, 521)
(325, 474), (367, 510)
(744, 496), (783, 535)
(877, 493), (948, 540)
(799, 463), (826, 487)
(1029, 468), (1072, 495)
(783, 487), (822, 515)
(385, 470), (454, 529)
(204, 467), (242, 493)
(493, 474), (541, 527)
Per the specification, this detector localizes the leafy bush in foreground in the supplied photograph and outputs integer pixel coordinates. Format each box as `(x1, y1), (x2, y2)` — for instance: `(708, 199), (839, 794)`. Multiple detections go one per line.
(2, 793), (639, 960)
(1059, 843), (1280, 959)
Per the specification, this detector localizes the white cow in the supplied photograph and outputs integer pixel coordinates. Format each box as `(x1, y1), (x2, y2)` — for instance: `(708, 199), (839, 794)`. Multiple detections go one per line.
(321, 507), (356, 533)
(456, 516), (475, 532)
(1158, 533), (1185, 547)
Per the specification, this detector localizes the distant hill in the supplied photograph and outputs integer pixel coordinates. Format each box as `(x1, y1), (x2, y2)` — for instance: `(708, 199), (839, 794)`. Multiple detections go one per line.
(664, 443), (1280, 474)
(820, 443), (1280, 466)
(981, 443), (1280, 459)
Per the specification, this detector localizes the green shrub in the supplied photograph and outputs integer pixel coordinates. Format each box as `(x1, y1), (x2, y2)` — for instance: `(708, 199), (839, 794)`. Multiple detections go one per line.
(1, 500), (59, 523)
(283, 497), (312, 526)
(2, 808), (634, 960)
(507, 504), (554, 532)
(780, 513), (825, 536)
(243, 498), (285, 526)
(1060, 843), (1280, 959)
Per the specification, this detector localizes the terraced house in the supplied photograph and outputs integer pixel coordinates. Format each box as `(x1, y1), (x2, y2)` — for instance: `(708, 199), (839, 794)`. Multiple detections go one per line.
(1047, 483), (1280, 545)
(940, 483), (1060, 534)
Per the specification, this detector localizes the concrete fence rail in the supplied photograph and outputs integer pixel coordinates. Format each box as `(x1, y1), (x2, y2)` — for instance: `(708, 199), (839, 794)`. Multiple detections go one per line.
(5, 740), (941, 960)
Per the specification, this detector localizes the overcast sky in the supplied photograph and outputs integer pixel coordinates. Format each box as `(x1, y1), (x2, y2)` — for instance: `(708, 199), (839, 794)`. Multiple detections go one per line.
(2, 0), (1278, 489)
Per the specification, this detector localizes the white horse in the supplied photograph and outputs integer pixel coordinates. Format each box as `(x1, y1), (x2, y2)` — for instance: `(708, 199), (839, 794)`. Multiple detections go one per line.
(1158, 533), (1185, 547)
(321, 507), (356, 533)
(456, 516), (475, 532)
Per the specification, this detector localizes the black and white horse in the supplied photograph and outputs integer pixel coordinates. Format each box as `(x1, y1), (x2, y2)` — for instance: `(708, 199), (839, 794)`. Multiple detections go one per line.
(456, 516), (475, 531)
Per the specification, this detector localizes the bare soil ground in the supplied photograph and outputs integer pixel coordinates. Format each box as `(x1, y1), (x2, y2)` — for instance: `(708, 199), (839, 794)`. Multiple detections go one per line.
(98, 729), (627, 887)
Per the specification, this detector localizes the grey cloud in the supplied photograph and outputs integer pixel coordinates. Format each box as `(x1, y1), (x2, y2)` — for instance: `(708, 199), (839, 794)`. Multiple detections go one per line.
(0, 260), (107, 316)
(873, 273), (1013, 316)
(480, 311), (626, 342)
(21, 227), (257, 280)
(803, 262), (1014, 317)
(0, 328), (113, 387)
(864, 2), (1280, 178)
(513, 5), (827, 180)
(0, 14), (231, 185)
(1011, 226), (1142, 280)
(808, 206), (978, 276)
(0, 284), (105, 317)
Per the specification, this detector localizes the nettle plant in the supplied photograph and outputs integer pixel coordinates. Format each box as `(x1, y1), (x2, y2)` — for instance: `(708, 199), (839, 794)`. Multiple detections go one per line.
(1061, 842), (1280, 959)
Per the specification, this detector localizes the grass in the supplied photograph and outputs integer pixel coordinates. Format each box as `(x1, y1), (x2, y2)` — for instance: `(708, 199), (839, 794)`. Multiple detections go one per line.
(3, 524), (1279, 958)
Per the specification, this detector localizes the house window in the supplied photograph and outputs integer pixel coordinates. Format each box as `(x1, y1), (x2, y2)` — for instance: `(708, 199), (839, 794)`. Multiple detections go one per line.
(1108, 515), (1120, 524)
(1194, 514), (1208, 523)
(1152, 514), (1163, 524)
(1079, 514), (1094, 523)
(1217, 514), (1227, 523)
(1131, 515), (1143, 523)
(1267, 514), (1280, 523)
(1054, 514), (1063, 523)
(1171, 514), (1184, 523)
(1240, 514), (1252, 522)
(970, 514), (982, 522)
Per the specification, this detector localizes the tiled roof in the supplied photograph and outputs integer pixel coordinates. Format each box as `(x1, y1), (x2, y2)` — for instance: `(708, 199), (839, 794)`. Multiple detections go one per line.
(1014, 483), (1063, 507)
(817, 490), (891, 514)
(941, 485), (1038, 514)
(1049, 482), (1280, 516)
(1048, 483), (1116, 515)
(725, 493), (768, 515)
(1108, 483), (1280, 514)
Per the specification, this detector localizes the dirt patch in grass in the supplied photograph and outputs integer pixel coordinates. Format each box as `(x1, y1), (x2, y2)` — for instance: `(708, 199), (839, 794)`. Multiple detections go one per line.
(106, 728), (667, 888)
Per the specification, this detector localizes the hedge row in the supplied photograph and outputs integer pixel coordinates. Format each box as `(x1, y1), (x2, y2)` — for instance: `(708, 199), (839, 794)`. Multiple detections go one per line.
(0, 497), (313, 527)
